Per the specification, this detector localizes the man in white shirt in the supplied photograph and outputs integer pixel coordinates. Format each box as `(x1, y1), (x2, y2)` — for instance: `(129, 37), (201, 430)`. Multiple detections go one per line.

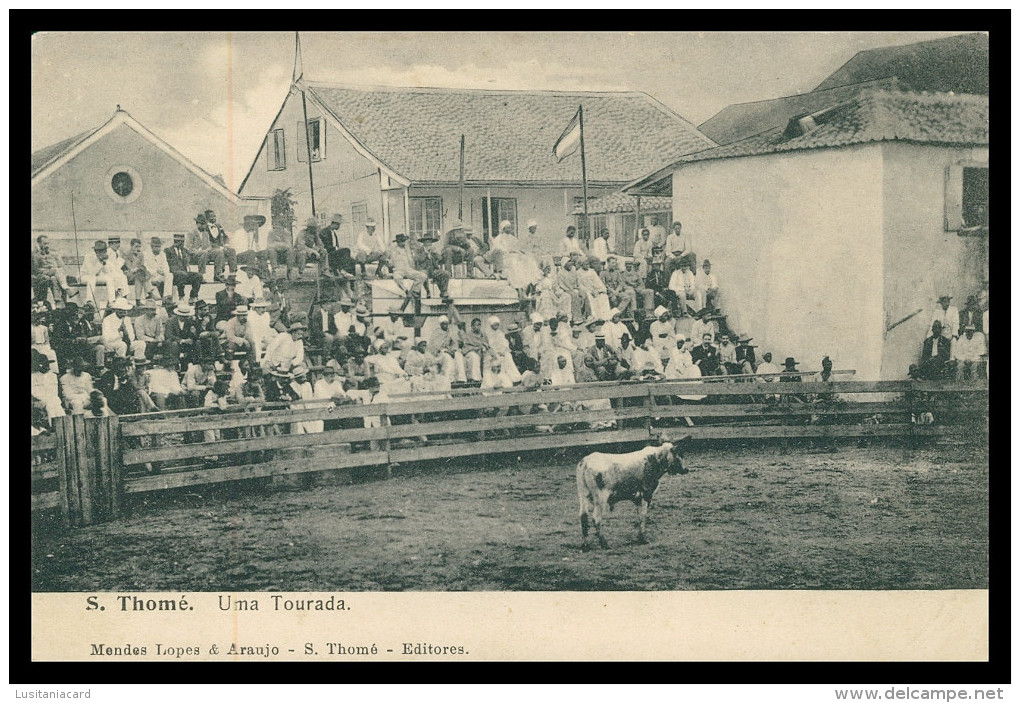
(59, 356), (95, 414)
(101, 298), (146, 359)
(646, 216), (667, 249)
(694, 259), (719, 314)
(591, 229), (611, 263)
(631, 228), (653, 278)
(262, 322), (306, 373)
(143, 237), (173, 299)
(248, 298), (275, 360)
(387, 233), (427, 295)
(664, 221), (695, 273)
(81, 240), (129, 306)
(560, 226), (585, 257)
(235, 264), (264, 302)
(313, 360), (348, 401)
(234, 214), (270, 269)
(952, 325), (986, 380)
(355, 218), (387, 276)
(930, 295), (960, 340)
(602, 308), (631, 352)
(667, 260), (696, 316)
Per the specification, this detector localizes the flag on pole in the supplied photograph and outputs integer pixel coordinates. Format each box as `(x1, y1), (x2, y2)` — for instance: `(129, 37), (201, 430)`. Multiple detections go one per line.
(293, 31), (303, 83)
(553, 107), (582, 162)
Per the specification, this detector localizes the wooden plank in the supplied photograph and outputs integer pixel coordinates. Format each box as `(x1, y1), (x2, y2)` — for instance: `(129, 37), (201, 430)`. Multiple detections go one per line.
(32, 492), (62, 511)
(121, 403), (376, 436)
(123, 450), (389, 494)
(910, 381), (990, 393)
(384, 405), (651, 440)
(32, 434), (57, 451)
(122, 424), (391, 465)
(109, 416), (122, 519)
(73, 414), (93, 526)
(95, 415), (110, 521)
(54, 416), (73, 527)
(651, 380), (914, 396)
(648, 401), (909, 418)
(32, 462), (61, 483)
(656, 423), (925, 441)
(388, 427), (651, 464)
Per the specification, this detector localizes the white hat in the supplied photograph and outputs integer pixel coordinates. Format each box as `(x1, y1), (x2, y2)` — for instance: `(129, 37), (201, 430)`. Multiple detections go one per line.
(498, 220), (512, 232)
(110, 298), (133, 311)
(487, 315), (501, 326)
(252, 298), (268, 308)
(654, 305), (668, 317)
(437, 315), (449, 324)
(174, 304), (194, 317)
(530, 313), (544, 324)
(526, 219), (538, 229)
(609, 308), (621, 319)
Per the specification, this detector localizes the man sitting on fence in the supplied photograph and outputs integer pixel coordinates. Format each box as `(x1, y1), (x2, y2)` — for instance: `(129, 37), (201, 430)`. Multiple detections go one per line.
(102, 298), (146, 360)
(388, 234), (427, 298)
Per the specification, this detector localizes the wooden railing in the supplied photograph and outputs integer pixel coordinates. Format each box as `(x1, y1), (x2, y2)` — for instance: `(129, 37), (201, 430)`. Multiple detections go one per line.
(31, 379), (988, 526)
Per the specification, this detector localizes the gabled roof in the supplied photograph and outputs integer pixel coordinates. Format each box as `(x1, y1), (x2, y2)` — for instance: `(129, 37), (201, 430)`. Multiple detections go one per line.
(299, 82), (715, 185)
(31, 126), (103, 175)
(572, 192), (671, 216)
(31, 109), (243, 204)
(625, 90), (989, 195)
(815, 32), (988, 94)
(698, 78), (897, 146)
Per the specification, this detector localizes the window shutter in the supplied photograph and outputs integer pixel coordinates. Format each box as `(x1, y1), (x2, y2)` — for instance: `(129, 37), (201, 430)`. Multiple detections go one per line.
(944, 164), (964, 231)
(265, 137), (272, 171)
(318, 118), (326, 160)
(296, 121), (308, 163)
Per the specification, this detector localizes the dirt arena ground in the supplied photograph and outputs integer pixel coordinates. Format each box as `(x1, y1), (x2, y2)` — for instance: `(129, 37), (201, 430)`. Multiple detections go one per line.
(32, 442), (988, 592)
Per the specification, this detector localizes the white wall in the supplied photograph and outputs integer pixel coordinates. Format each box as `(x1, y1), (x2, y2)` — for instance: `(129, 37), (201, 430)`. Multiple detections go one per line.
(879, 143), (989, 379)
(671, 144), (886, 378)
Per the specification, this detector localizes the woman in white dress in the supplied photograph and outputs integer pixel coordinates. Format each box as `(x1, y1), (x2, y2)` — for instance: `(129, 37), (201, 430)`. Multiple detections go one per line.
(483, 316), (522, 384)
(31, 352), (65, 420)
(491, 220), (543, 294)
(577, 258), (612, 322)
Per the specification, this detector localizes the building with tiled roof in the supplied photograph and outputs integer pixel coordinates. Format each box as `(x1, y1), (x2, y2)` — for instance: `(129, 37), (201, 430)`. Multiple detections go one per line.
(32, 108), (254, 266)
(625, 89), (988, 382)
(699, 33), (988, 147)
(238, 81), (712, 253)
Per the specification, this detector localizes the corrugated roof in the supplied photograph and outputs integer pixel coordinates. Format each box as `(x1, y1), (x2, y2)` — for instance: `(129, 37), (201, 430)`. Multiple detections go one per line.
(304, 82), (714, 184)
(678, 90), (988, 165)
(815, 32), (988, 94)
(31, 125), (102, 176)
(572, 192), (671, 215)
(698, 78), (897, 146)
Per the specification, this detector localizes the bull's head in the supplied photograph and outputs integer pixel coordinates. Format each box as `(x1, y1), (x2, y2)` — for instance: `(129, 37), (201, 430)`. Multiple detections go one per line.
(663, 435), (691, 475)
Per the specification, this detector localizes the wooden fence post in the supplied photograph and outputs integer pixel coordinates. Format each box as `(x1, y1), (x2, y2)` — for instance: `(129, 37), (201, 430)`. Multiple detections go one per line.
(54, 415), (76, 527)
(383, 411), (393, 479)
(53, 414), (123, 527)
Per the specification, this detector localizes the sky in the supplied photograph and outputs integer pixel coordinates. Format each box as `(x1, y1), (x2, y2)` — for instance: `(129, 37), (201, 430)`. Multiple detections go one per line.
(31, 30), (972, 191)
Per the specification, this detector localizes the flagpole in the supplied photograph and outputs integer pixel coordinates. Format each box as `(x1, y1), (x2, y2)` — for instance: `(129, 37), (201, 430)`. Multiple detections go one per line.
(578, 104), (589, 251)
(458, 135), (466, 221)
(295, 31), (320, 300)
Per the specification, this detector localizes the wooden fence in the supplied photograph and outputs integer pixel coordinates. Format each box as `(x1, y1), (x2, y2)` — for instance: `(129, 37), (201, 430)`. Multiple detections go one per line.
(31, 379), (988, 527)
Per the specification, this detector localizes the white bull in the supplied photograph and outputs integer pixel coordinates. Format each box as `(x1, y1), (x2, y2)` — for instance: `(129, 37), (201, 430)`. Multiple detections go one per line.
(576, 438), (690, 550)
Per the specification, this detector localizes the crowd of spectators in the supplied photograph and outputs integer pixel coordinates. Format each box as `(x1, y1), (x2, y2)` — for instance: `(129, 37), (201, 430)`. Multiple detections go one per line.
(32, 210), (984, 441)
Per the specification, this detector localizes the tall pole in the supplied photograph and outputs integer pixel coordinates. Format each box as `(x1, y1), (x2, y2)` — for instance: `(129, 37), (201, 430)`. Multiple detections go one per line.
(295, 32), (319, 300)
(458, 135), (466, 221)
(578, 104), (590, 251)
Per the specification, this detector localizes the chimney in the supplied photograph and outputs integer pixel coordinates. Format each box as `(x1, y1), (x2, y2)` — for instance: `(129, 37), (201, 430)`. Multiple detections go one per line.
(783, 114), (818, 139)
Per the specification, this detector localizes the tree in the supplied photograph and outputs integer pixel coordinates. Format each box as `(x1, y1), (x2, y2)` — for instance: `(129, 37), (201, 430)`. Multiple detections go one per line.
(270, 188), (298, 235)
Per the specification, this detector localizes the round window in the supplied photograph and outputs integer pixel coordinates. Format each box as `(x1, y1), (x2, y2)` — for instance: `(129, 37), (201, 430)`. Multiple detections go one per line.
(111, 171), (134, 197)
(104, 165), (142, 203)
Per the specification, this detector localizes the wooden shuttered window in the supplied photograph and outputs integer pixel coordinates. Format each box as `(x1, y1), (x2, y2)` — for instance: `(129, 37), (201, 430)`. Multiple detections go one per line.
(296, 118), (326, 163)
